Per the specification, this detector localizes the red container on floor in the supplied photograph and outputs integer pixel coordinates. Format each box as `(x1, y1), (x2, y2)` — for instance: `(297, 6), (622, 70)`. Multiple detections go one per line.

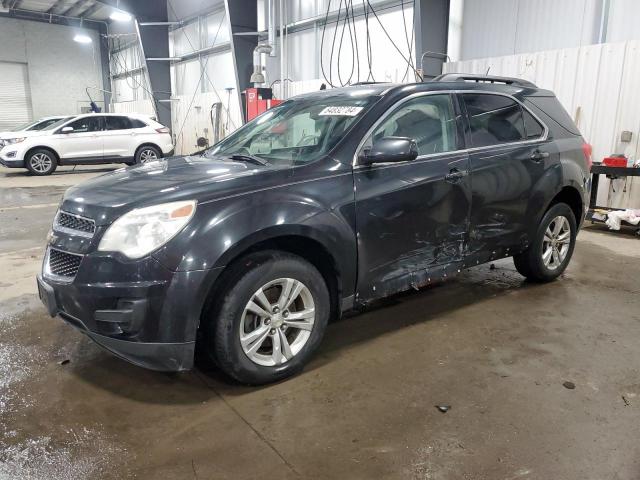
(603, 156), (628, 167)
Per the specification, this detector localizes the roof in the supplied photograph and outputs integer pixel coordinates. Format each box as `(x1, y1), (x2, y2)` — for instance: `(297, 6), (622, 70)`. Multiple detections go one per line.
(1, 0), (120, 23)
(297, 76), (551, 102)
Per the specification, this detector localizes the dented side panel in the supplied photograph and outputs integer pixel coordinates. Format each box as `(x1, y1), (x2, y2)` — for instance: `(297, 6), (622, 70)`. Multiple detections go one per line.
(353, 150), (472, 303)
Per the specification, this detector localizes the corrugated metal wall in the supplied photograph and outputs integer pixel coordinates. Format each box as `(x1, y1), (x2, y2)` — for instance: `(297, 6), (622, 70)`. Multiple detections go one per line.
(444, 40), (640, 210)
(458, 0), (600, 61)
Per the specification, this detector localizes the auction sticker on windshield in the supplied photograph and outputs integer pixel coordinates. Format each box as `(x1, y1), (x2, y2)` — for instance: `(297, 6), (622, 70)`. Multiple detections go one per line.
(319, 106), (364, 116)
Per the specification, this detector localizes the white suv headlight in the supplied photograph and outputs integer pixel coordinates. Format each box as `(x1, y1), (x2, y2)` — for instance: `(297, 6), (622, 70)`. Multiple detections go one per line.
(6, 137), (26, 144)
(98, 200), (197, 259)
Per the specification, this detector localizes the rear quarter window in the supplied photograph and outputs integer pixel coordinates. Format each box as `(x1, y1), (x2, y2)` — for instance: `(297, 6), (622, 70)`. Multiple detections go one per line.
(525, 96), (580, 136)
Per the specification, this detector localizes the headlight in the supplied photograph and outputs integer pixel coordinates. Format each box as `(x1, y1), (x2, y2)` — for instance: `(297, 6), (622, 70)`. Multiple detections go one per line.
(6, 137), (26, 144)
(98, 200), (197, 259)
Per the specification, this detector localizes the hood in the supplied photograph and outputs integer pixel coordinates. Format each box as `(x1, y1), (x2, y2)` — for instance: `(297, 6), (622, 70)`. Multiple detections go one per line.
(0, 129), (50, 140)
(61, 156), (289, 224)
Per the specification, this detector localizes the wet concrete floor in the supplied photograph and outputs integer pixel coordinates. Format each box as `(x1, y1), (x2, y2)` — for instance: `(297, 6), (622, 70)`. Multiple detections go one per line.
(1, 166), (639, 479)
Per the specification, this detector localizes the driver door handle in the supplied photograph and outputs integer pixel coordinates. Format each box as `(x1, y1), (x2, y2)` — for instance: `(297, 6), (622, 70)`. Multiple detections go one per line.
(445, 168), (468, 183)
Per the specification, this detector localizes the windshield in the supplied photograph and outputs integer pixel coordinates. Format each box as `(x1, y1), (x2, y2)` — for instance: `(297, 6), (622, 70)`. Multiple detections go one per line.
(11, 120), (39, 132)
(205, 94), (378, 166)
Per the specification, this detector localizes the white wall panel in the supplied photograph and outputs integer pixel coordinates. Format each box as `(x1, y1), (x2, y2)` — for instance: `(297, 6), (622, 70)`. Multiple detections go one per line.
(606, 0), (640, 43)
(458, 0), (600, 61)
(112, 99), (156, 117)
(445, 40), (640, 210)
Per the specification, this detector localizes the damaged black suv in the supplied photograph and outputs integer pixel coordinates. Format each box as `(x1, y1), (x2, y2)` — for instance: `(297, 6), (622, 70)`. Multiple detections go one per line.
(38, 75), (591, 384)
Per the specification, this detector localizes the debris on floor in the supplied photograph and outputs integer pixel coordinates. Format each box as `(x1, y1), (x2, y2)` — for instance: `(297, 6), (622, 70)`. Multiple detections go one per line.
(605, 209), (640, 231)
(563, 381), (576, 390)
(435, 405), (451, 413)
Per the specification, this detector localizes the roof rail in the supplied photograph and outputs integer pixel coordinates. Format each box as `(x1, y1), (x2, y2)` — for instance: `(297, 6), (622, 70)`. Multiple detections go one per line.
(432, 73), (537, 88)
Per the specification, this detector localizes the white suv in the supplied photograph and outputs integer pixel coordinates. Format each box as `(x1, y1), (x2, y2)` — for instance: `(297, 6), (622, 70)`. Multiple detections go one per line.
(0, 113), (174, 175)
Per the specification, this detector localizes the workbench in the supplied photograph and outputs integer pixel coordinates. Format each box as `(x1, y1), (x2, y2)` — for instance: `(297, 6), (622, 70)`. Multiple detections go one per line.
(587, 164), (640, 227)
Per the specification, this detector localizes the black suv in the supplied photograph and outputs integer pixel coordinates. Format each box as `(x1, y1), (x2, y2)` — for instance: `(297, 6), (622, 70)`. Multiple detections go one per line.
(37, 75), (591, 384)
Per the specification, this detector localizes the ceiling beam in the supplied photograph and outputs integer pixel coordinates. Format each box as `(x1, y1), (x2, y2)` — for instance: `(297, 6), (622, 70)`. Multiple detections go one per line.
(62, 0), (90, 16)
(47, 0), (67, 14)
(79, 2), (101, 18)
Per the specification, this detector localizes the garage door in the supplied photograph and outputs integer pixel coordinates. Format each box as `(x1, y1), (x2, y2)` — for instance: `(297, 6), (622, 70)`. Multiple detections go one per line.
(0, 61), (33, 131)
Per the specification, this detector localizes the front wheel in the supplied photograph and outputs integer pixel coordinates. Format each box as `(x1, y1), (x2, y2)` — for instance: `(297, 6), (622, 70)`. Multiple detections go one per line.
(513, 202), (577, 282)
(25, 149), (57, 176)
(204, 251), (330, 385)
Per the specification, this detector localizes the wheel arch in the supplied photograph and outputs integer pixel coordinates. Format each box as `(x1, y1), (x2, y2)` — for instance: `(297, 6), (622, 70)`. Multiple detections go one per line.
(546, 185), (584, 226)
(199, 228), (343, 334)
(135, 142), (163, 158)
(24, 145), (60, 164)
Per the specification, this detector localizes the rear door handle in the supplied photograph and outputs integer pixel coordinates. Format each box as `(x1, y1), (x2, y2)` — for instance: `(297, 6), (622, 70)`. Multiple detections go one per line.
(530, 150), (550, 161)
(445, 168), (468, 183)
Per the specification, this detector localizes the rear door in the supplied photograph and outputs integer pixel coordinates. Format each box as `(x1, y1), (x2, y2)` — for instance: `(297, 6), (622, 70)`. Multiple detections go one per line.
(354, 93), (471, 301)
(54, 116), (104, 162)
(460, 92), (557, 262)
(103, 115), (136, 159)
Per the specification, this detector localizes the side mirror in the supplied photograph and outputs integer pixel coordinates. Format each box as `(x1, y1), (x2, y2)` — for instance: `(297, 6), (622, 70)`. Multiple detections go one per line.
(360, 136), (418, 165)
(60, 126), (74, 134)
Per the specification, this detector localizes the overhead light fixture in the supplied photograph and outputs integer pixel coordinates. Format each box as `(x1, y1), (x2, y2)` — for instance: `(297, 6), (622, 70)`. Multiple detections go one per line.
(110, 11), (132, 22)
(73, 34), (93, 44)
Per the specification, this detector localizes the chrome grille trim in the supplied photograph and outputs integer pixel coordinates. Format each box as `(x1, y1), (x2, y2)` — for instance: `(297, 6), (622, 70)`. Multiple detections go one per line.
(54, 211), (96, 238)
(44, 247), (83, 282)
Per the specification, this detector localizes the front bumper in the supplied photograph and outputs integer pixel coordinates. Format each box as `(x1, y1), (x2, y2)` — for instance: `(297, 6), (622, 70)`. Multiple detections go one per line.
(0, 156), (25, 168)
(37, 250), (221, 371)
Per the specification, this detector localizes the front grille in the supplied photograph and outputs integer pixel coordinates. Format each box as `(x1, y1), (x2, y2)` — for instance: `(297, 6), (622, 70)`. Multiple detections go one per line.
(48, 248), (83, 278)
(55, 211), (96, 236)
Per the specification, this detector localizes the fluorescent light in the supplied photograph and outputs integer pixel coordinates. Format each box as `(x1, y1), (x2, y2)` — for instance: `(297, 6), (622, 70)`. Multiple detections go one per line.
(73, 34), (92, 44)
(110, 11), (132, 22)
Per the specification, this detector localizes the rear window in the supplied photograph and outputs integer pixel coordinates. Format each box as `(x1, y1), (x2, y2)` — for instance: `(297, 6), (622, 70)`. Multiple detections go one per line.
(463, 94), (525, 147)
(105, 116), (133, 130)
(130, 119), (147, 128)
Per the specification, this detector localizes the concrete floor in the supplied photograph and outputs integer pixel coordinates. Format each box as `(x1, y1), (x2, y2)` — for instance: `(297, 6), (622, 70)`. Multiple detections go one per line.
(1, 165), (639, 479)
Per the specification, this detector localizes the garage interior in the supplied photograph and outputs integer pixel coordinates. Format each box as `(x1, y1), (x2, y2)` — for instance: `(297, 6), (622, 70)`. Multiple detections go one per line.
(1, 0), (640, 478)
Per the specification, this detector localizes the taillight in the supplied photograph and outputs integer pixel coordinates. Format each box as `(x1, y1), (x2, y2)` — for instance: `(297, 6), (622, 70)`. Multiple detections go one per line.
(156, 127), (170, 134)
(582, 142), (593, 170)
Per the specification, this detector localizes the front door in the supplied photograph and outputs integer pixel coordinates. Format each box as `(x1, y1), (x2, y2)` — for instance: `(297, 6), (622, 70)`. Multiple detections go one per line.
(354, 93), (471, 303)
(54, 116), (104, 162)
(460, 93), (557, 263)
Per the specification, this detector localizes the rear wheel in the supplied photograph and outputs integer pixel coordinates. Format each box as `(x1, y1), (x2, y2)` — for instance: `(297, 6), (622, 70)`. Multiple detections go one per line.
(513, 203), (577, 282)
(204, 251), (330, 385)
(25, 149), (57, 176)
(133, 145), (161, 165)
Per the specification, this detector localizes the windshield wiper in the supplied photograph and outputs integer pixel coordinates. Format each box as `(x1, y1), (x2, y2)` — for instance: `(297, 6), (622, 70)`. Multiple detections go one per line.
(227, 154), (270, 166)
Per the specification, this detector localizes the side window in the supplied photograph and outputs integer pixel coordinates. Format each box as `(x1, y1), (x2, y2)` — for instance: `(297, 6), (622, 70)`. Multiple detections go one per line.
(523, 109), (544, 139)
(65, 116), (102, 133)
(105, 116), (132, 131)
(367, 94), (457, 155)
(463, 94), (525, 147)
(129, 119), (147, 128)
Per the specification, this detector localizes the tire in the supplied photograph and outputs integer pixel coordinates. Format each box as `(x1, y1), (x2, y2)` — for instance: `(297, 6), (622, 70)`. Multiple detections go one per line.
(513, 202), (577, 282)
(133, 145), (162, 164)
(25, 149), (57, 176)
(204, 250), (330, 385)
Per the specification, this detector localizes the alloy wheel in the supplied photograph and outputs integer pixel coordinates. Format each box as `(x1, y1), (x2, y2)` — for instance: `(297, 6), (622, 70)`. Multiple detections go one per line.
(139, 148), (158, 163)
(542, 215), (571, 270)
(239, 278), (315, 367)
(30, 153), (52, 173)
